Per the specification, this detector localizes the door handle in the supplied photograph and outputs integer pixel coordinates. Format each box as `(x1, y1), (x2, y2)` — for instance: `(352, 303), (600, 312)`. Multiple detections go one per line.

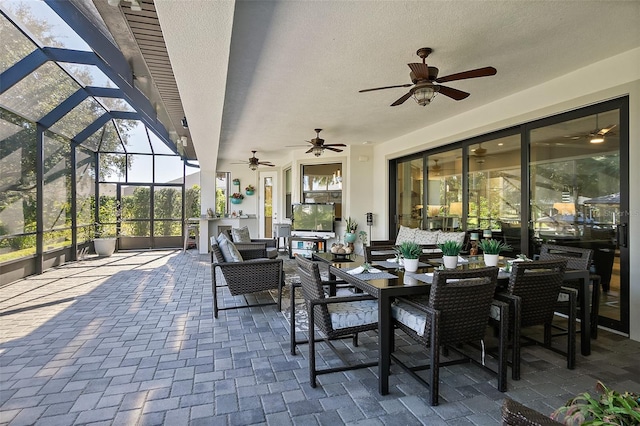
(616, 223), (628, 248)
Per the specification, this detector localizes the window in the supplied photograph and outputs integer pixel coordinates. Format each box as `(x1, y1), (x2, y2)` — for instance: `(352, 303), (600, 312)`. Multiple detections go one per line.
(216, 172), (230, 216)
(302, 163), (342, 220)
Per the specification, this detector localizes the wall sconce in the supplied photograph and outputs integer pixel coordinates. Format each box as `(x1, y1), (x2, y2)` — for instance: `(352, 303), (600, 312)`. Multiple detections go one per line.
(181, 117), (188, 128)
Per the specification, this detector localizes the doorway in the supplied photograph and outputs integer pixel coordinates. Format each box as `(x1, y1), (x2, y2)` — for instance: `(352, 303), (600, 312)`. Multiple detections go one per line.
(260, 171), (277, 238)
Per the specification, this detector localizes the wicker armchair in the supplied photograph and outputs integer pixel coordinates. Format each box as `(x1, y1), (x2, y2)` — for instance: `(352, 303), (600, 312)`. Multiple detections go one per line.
(391, 267), (509, 406)
(225, 229), (278, 259)
(211, 242), (283, 318)
(295, 256), (379, 387)
(501, 398), (563, 426)
(494, 259), (575, 380)
(539, 244), (600, 339)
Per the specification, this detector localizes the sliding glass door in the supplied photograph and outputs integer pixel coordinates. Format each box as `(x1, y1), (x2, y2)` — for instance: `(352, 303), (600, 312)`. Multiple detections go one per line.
(529, 99), (628, 333)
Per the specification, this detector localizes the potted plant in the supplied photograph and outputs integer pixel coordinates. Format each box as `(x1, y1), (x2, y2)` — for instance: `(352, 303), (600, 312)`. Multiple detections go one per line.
(344, 217), (358, 244)
(94, 222), (117, 257)
(477, 239), (512, 267)
(230, 192), (244, 204)
(395, 241), (422, 272)
(551, 381), (640, 425)
(245, 184), (255, 195)
(438, 240), (463, 269)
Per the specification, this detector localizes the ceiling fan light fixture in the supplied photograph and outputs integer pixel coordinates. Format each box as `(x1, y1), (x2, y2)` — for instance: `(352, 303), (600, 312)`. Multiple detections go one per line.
(249, 163), (258, 171)
(590, 136), (605, 144)
(312, 146), (324, 157)
(412, 86), (436, 106)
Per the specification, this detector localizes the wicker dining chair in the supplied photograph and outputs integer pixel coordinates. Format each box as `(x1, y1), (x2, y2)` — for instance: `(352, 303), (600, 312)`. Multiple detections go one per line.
(391, 266), (509, 406)
(211, 241), (284, 318)
(494, 259), (575, 380)
(295, 256), (379, 388)
(539, 244), (601, 339)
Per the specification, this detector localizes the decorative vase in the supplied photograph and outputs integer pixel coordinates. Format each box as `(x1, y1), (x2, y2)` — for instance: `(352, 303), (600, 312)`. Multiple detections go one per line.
(94, 238), (116, 257)
(230, 198), (242, 205)
(403, 258), (419, 272)
(344, 232), (357, 244)
(245, 190), (254, 196)
(443, 255), (458, 269)
(484, 253), (500, 267)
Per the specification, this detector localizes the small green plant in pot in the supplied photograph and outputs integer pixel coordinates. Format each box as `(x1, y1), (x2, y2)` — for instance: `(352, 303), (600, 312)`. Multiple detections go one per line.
(478, 239), (512, 267)
(395, 241), (422, 272)
(438, 240), (463, 269)
(551, 381), (640, 425)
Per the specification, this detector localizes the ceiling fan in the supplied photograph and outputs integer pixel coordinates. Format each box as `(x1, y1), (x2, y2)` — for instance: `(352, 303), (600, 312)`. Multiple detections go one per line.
(359, 47), (497, 107)
(566, 115), (617, 144)
(231, 151), (275, 170)
(303, 129), (346, 156)
(472, 143), (488, 163)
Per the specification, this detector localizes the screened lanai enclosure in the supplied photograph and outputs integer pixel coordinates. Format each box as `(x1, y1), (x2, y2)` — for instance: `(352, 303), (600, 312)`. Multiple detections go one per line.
(1, 1), (199, 285)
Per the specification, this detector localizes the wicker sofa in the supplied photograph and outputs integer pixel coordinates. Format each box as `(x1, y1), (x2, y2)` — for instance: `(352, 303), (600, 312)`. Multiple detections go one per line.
(371, 226), (467, 252)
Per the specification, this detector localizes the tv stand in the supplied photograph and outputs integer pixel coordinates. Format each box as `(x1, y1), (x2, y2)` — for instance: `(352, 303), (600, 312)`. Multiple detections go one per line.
(288, 236), (327, 259)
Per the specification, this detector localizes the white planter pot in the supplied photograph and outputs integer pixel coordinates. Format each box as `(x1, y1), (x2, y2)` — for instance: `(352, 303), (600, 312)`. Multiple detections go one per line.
(403, 258), (419, 272)
(94, 238), (116, 257)
(484, 253), (499, 267)
(443, 255), (459, 269)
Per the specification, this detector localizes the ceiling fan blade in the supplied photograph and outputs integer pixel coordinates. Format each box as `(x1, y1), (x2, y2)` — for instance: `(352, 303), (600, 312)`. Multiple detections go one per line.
(598, 125), (617, 136)
(324, 143), (347, 147)
(230, 161), (248, 165)
(359, 83), (412, 93)
(435, 66), (497, 83)
(408, 63), (430, 80)
(390, 91), (413, 106)
(437, 85), (470, 101)
(258, 161), (274, 166)
(305, 147), (314, 154)
(325, 147), (343, 153)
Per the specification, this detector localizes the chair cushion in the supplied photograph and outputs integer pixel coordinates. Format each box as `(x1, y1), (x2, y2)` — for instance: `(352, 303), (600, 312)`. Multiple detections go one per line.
(391, 296), (430, 336)
(218, 237), (243, 262)
(231, 226), (252, 243)
(217, 232), (232, 245)
(437, 231), (466, 245)
(414, 229), (440, 245)
(327, 300), (378, 329)
(395, 225), (418, 245)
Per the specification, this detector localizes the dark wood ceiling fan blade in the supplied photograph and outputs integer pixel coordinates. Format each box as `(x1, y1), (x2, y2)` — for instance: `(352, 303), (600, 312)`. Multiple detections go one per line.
(437, 85), (470, 100)
(435, 66), (497, 83)
(259, 163), (275, 167)
(359, 83), (412, 93)
(390, 91), (413, 106)
(325, 143), (346, 147)
(408, 63), (430, 80)
(305, 147), (314, 154)
(325, 147), (343, 152)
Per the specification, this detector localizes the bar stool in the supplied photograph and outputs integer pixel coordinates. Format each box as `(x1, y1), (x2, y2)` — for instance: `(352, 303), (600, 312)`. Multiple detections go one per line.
(183, 221), (199, 252)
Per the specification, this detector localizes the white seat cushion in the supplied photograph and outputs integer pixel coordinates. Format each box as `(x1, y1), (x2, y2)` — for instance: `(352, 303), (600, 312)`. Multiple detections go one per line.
(327, 300), (378, 329)
(391, 295), (430, 336)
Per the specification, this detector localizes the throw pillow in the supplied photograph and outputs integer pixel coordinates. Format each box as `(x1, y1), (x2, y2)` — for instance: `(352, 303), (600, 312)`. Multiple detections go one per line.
(414, 229), (441, 245)
(395, 225), (418, 245)
(218, 237), (244, 262)
(231, 226), (251, 243)
(437, 231), (466, 246)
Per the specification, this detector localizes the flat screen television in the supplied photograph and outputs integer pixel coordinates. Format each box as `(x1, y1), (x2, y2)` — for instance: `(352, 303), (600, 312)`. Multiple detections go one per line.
(291, 203), (335, 233)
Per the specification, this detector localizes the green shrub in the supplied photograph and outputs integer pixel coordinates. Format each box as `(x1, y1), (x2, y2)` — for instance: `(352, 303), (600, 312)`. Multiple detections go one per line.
(477, 239), (512, 255)
(395, 241), (422, 259)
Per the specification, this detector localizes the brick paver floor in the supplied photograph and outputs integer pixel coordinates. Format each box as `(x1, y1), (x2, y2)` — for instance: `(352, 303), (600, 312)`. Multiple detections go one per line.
(1, 250), (638, 425)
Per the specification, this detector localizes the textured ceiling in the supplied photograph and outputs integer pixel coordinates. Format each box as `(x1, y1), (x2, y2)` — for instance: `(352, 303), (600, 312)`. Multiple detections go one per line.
(154, 1), (640, 171)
